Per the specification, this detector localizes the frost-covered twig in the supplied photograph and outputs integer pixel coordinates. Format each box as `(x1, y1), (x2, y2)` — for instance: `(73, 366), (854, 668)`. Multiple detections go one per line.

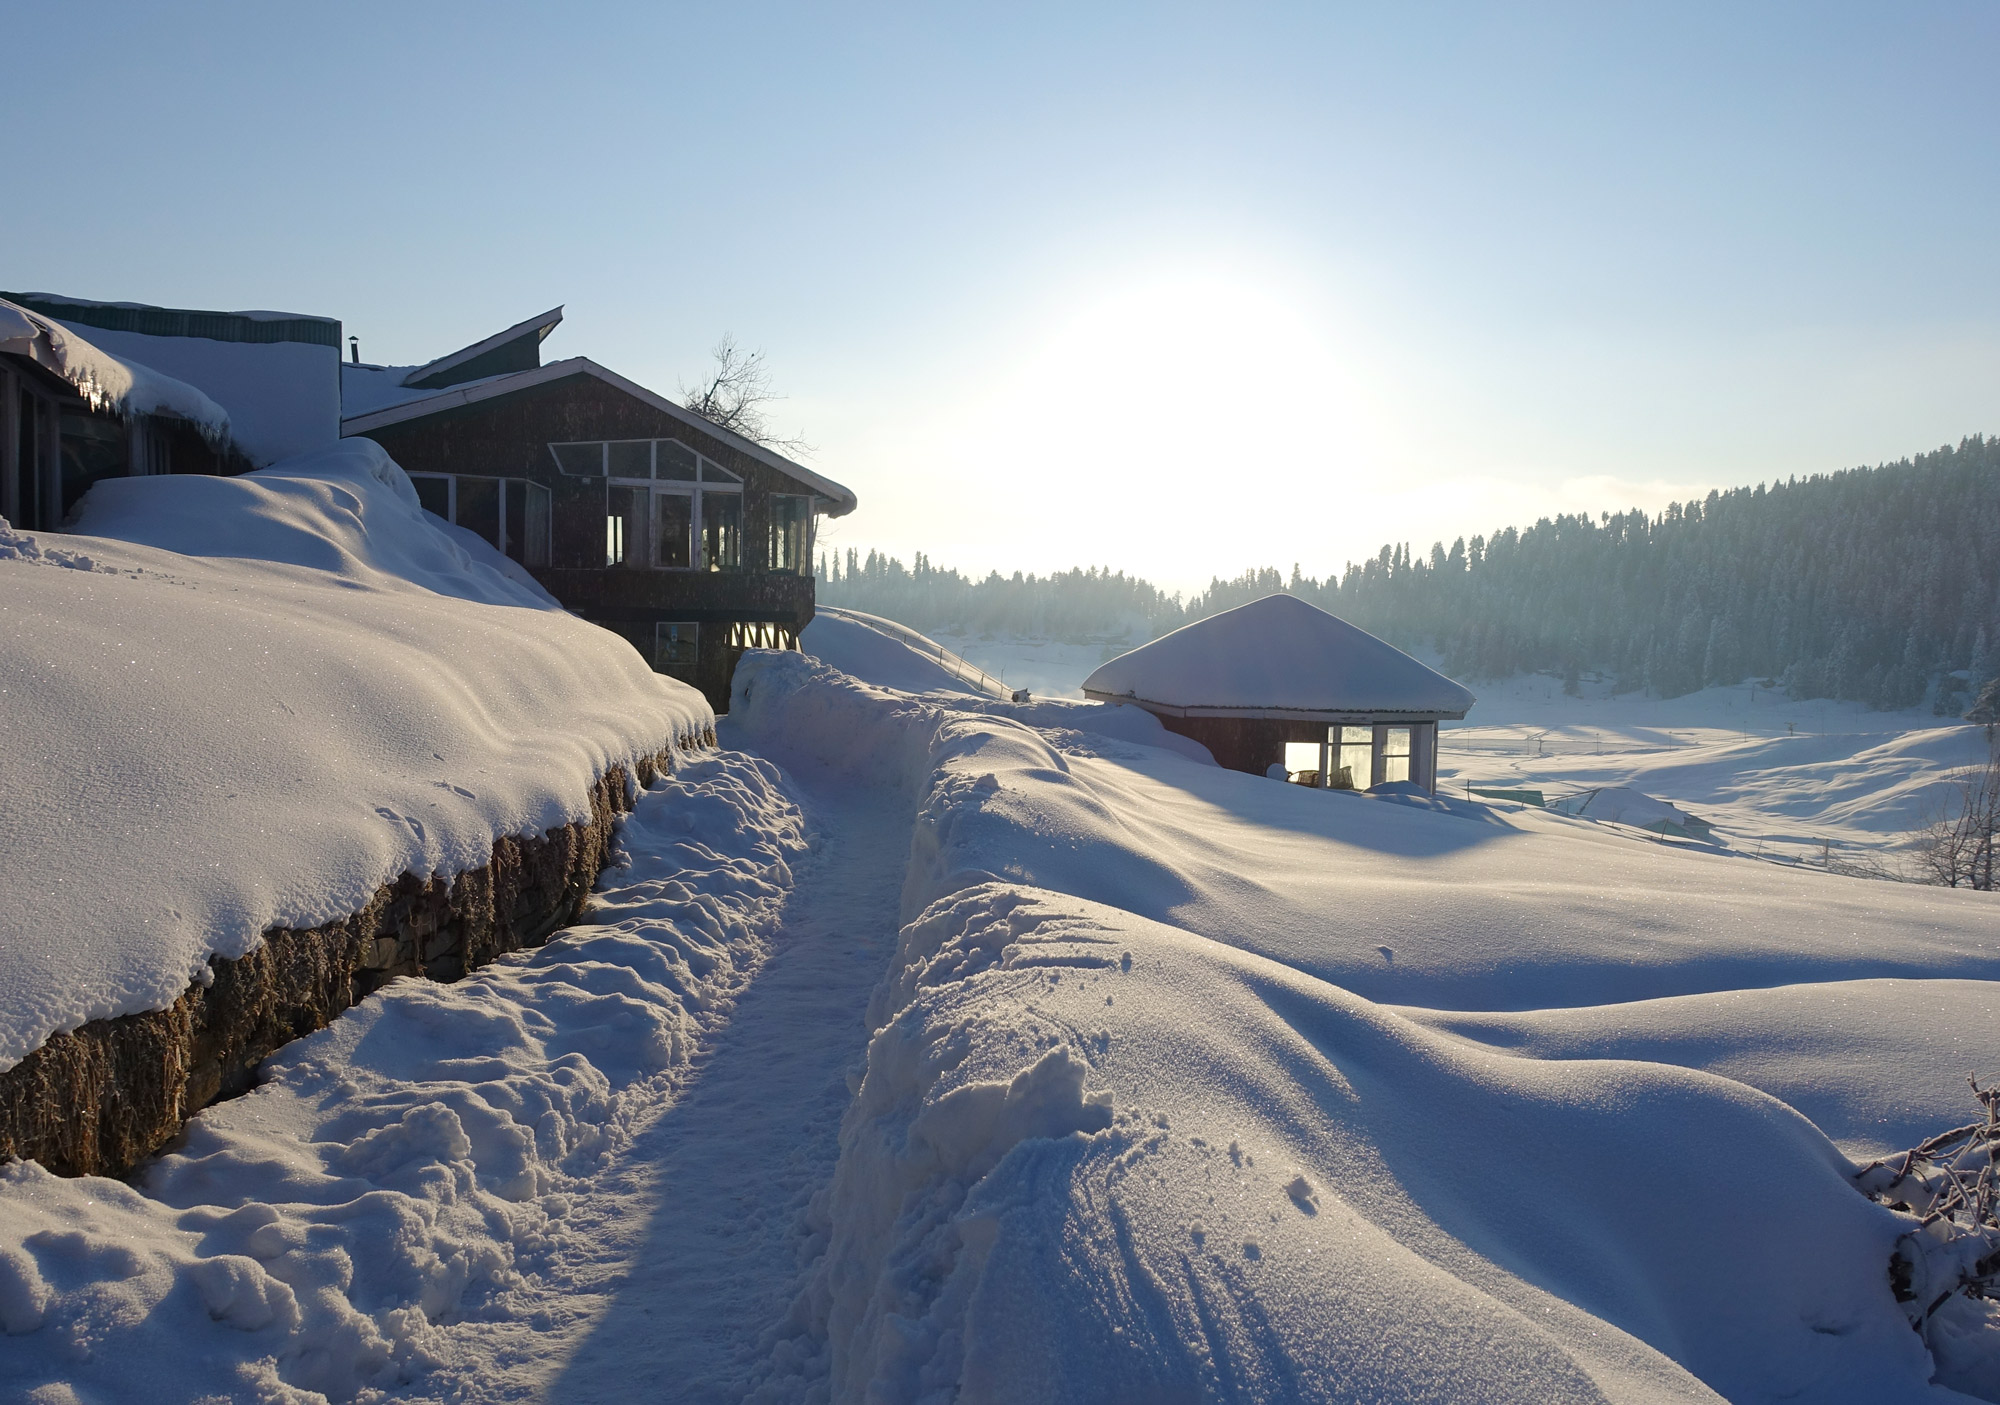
(1855, 1077), (2000, 1340)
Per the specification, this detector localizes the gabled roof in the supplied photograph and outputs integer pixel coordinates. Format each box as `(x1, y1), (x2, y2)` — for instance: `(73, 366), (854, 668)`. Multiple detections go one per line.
(339, 356), (858, 516)
(403, 306), (563, 391)
(1082, 594), (1475, 720)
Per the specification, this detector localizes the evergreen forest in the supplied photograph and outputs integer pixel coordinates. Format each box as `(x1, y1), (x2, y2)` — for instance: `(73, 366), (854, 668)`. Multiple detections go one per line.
(818, 435), (2000, 710)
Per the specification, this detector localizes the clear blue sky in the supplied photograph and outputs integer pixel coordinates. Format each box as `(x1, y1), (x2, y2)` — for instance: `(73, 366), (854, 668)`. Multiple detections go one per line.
(9, 3), (1997, 592)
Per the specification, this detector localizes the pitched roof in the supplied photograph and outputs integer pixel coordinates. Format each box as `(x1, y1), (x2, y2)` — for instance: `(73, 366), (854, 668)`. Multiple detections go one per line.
(403, 306), (563, 390)
(1082, 594), (1475, 720)
(338, 356), (858, 516)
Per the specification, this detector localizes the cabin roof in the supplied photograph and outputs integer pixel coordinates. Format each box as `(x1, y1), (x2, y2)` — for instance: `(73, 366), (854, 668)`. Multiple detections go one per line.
(338, 356), (858, 516)
(1081, 593), (1475, 720)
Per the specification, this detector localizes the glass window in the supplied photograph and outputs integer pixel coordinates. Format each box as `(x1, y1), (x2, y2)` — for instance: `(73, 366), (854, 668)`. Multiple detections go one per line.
(456, 476), (500, 550)
(654, 621), (699, 674)
(411, 474), (451, 520)
(1382, 727), (1412, 784)
(503, 480), (551, 568)
(656, 440), (698, 481)
(1335, 724), (1373, 790)
(700, 455), (741, 484)
(654, 491), (693, 569)
(608, 440), (651, 479)
(607, 484), (648, 566)
(701, 490), (742, 570)
(768, 495), (811, 573)
(551, 442), (603, 475)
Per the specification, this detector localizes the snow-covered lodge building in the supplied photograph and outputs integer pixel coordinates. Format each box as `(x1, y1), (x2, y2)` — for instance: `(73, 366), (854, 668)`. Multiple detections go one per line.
(1082, 594), (1475, 790)
(339, 307), (857, 710)
(3, 292), (856, 711)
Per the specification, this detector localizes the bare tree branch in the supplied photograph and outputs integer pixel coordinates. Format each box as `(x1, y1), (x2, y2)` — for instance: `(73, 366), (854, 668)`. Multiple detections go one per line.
(677, 335), (814, 456)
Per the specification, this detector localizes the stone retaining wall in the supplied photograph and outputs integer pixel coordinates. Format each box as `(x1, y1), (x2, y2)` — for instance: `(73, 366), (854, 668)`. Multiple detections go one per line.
(0, 745), (697, 1179)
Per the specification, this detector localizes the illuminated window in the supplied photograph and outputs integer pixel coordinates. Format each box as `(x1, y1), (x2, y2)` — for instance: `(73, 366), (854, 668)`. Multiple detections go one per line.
(768, 494), (812, 573)
(1333, 725), (1373, 790)
(1382, 727), (1412, 784)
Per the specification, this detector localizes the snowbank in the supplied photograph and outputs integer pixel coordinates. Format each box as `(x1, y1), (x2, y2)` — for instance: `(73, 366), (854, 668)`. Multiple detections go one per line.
(731, 651), (2000, 1403)
(0, 751), (804, 1402)
(0, 297), (230, 441)
(801, 611), (987, 696)
(0, 440), (709, 1071)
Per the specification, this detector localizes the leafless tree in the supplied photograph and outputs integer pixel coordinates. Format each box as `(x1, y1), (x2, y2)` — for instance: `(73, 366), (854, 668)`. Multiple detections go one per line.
(1912, 740), (2000, 890)
(677, 335), (812, 455)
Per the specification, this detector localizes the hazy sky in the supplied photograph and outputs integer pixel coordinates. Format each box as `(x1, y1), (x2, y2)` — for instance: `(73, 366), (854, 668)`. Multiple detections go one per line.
(9, 3), (1998, 593)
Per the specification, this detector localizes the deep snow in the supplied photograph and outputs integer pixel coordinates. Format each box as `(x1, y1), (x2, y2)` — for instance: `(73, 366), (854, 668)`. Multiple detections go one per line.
(0, 440), (707, 1069)
(8, 585), (2000, 1403)
(725, 651), (2000, 1403)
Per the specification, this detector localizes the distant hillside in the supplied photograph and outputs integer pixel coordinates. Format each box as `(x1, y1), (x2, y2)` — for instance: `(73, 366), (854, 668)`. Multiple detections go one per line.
(820, 434), (2000, 709)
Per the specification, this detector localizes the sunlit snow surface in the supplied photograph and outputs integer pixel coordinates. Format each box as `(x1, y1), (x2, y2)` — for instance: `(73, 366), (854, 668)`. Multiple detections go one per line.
(729, 653), (2000, 1405)
(8, 599), (2000, 1402)
(0, 441), (710, 1069)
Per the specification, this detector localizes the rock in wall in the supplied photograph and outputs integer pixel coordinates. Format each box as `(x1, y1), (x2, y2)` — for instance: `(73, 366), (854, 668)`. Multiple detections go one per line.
(0, 746), (696, 1179)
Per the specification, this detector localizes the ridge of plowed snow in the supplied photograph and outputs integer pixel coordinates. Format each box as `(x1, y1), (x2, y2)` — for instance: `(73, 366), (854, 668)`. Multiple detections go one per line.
(0, 439), (708, 1069)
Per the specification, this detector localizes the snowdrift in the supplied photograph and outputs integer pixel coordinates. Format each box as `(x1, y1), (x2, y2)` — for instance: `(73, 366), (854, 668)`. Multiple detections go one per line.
(0, 440), (709, 1071)
(731, 652), (2000, 1404)
(0, 751), (805, 1402)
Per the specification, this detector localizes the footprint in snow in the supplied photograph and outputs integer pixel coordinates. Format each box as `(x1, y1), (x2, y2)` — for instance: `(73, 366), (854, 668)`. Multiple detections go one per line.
(1377, 945), (1394, 963)
(433, 781), (477, 800)
(375, 807), (426, 844)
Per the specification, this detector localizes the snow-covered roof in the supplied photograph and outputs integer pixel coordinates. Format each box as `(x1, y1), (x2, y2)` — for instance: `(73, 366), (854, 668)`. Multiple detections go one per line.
(1082, 593), (1476, 720)
(341, 356), (859, 517)
(4, 292), (337, 465)
(0, 298), (231, 442)
(404, 306), (564, 390)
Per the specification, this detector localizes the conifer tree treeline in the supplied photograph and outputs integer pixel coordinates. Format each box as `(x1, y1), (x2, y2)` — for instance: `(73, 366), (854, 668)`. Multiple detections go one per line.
(820, 436), (2000, 708)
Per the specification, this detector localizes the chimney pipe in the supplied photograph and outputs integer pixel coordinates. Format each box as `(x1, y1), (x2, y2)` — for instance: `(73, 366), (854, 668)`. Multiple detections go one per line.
(349, 336), (360, 364)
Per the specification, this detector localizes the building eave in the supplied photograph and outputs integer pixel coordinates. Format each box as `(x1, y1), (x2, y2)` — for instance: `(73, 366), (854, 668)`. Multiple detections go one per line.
(1081, 690), (1469, 723)
(339, 356), (859, 516)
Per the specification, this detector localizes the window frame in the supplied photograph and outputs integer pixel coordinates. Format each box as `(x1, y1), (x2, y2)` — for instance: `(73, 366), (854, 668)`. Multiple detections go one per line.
(408, 471), (552, 568)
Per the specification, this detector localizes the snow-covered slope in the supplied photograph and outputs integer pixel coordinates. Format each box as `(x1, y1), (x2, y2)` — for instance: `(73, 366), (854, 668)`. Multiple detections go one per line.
(730, 651), (2000, 1404)
(0, 440), (708, 1070)
(801, 610), (987, 696)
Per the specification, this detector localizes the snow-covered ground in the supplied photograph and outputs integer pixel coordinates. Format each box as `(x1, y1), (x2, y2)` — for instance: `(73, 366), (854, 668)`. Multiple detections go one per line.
(1434, 673), (1992, 867)
(0, 441), (707, 1070)
(891, 628), (1990, 867)
(10, 588), (2000, 1403)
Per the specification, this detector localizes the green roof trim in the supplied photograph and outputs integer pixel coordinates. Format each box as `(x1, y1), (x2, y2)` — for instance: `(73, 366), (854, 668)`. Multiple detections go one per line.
(1, 293), (340, 349)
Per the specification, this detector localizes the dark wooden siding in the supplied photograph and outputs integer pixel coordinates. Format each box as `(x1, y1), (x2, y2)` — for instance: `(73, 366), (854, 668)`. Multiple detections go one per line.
(354, 372), (822, 712)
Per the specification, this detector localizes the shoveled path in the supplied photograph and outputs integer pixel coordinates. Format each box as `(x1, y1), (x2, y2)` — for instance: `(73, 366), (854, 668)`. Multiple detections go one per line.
(538, 755), (910, 1402)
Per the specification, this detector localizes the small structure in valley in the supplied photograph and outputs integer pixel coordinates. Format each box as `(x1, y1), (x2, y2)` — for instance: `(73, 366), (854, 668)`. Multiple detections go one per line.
(1082, 593), (1475, 791)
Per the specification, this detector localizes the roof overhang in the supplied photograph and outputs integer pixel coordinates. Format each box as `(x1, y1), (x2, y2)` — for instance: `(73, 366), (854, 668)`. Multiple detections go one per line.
(1082, 691), (1469, 723)
(339, 356), (858, 516)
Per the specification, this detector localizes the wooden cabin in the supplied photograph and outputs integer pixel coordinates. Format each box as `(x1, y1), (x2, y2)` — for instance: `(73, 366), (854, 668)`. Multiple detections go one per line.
(1, 297), (245, 531)
(339, 310), (857, 711)
(1081, 594), (1475, 791)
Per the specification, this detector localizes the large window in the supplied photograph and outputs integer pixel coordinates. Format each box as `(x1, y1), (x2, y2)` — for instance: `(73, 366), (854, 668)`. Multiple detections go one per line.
(409, 473), (550, 568)
(768, 494), (812, 574)
(558, 438), (744, 571)
(1333, 725), (1373, 790)
(1381, 727), (1412, 785)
